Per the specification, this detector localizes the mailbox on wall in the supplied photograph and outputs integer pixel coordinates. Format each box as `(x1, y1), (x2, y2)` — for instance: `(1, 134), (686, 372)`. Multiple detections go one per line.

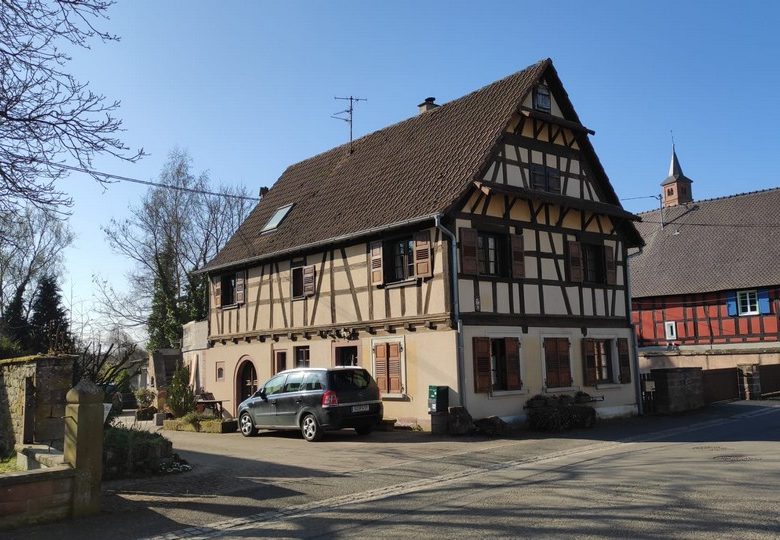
(427, 385), (449, 414)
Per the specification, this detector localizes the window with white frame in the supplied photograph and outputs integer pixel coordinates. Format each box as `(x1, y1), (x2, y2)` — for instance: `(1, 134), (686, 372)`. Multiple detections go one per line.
(664, 321), (677, 341)
(737, 290), (759, 316)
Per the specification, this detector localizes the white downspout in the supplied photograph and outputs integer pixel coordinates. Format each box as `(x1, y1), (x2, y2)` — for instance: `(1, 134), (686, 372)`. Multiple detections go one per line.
(435, 214), (467, 410)
(626, 248), (644, 416)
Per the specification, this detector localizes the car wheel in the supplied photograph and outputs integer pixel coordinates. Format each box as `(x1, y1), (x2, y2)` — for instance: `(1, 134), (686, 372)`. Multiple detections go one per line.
(354, 425), (373, 436)
(239, 412), (257, 437)
(301, 413), (323, 442)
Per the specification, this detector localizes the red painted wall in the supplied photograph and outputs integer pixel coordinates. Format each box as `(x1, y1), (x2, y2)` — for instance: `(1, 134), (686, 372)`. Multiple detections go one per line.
(632, 288), (780, 346)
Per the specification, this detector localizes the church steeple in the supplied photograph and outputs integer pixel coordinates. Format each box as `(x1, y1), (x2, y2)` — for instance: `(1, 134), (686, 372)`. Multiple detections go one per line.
(661, 145), (693, 208)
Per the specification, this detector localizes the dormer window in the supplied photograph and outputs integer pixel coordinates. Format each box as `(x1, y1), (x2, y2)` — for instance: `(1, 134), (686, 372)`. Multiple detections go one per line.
(533, 85), (551, 113)
(261, 203), (294, 232)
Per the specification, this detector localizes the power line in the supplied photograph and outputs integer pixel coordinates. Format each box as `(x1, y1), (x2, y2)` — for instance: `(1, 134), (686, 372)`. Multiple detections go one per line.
(621, 195), (660, 201)
(40, 160), (261, 202)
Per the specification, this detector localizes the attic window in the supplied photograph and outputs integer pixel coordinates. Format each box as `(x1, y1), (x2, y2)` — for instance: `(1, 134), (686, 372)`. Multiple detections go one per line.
(261, 203), (294, 232)
(533, 85), (551, 113)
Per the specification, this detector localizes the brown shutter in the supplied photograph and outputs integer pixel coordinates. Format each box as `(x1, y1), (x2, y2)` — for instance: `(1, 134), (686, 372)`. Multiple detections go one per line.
(582, 339), (597, 386)
(530, 164), (547, 190)
(460, 228), (478, 275)
(604, 245), (616, 285)
(545, 338), (571, 388)
(544, 338), (559, 388)
(504, 337), (522, 390)
(567, 241), (583, 282)
(374, 343), (388, 393)
(235, 271), (245, 304)
(370, 241), (384, 286)
(558, 338), (574, 386)
(510, 234), (525, 279)
(559, 338), (572, 386)
(547, 167), (561, 193)
(214, 277), (221, 309)
(303, 265), (316, 297)
(388, 342), (402, 393)
(473, 337), (492, 393)
(617, 338), (632, 384)
(413, 230), (433, 278)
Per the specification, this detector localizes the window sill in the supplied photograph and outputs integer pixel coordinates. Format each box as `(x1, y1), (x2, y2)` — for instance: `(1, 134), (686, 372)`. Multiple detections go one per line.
(490, 389), (528, 398)
(384, 278), (419, 289)
(543, 386), (578, 393)
(594, 383), (622, 390)
(219, 304), (239, 311)
(737, 312), (759, 317)
(381, 393), (408, 401)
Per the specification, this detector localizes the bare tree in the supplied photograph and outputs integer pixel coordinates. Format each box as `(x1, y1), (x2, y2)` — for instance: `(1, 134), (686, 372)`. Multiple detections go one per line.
(0, 0), (143, 213)
(0, 206), (74, 318)
(99, 149), (253, 342)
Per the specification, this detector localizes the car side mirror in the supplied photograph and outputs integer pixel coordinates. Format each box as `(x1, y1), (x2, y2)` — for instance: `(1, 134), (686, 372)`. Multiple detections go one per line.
(257, 388), (267, 400)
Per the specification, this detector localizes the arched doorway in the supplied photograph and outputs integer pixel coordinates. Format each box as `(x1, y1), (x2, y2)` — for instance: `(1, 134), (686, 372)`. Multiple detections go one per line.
(236, 358), (258, 405)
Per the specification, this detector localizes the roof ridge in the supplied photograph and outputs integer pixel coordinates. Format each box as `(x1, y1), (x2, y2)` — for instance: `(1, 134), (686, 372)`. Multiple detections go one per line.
(275, 59), (551, 178)
(634, 185), (780, 216)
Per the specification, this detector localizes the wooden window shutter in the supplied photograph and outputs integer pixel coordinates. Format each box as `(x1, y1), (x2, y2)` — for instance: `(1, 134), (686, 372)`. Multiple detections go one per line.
(473, 337), (492, 393)
(214, 277), (221, 309)
(374, 343), (388, 394)
(543, 339), (559, 388)
(547, 167), (561, 193)
(726, 292), (737, 316)
(370, 241), (384, 286)
(303, 265), (316, 297)
(510, 234), (525, 279)
(604, 245), (616, 285)
(504, 338), (522, 391)
(617, 338), (631, 384)
(388, 342), (402, 394)
(582, 339), (597, 386)
(567, 241), (583, 283)
(460, 228), (479, 275)
(235, 271), (245, 304)
(558, 338), (573, 386)
(413, 230), (433, 278)
(530, 164), (547, 190)
(758, 289), (771, 314)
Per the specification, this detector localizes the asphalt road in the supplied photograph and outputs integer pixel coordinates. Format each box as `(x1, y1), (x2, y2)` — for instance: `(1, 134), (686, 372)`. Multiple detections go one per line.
(9, 401), (780, 539)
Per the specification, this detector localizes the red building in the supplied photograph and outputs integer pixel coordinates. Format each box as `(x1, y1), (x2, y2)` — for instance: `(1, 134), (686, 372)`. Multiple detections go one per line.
(629, 149), (780, 399)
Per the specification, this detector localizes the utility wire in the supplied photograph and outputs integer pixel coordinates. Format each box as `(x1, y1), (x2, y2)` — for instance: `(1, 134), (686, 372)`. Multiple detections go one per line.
(40, 160), (261, 202)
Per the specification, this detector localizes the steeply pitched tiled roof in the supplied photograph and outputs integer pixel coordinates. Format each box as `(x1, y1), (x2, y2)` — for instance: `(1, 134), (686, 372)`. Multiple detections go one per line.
(204, 59), (637, 272)
(630, 188), (780, 298)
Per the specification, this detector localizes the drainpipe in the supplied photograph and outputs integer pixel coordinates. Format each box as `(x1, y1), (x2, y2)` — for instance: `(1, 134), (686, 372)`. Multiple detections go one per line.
(626, 248), (644, 416)
(435, 214), (467, 410)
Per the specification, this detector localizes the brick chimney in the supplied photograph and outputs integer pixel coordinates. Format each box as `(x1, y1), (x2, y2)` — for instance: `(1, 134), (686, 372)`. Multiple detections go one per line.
(417, 97), (439, 114)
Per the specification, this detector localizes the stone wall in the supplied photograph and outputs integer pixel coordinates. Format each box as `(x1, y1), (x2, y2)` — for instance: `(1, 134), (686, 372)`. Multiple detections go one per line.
(0, 466), (75, 529)
(0, 356), (74, 455)
(639, 348), (780, 372)
(652, 367), (705, 414)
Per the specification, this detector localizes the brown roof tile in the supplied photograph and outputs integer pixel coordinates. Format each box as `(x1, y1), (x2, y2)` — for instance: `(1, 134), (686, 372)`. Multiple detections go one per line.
(630, 188), (780, 298)
(205, 58), (639, 272)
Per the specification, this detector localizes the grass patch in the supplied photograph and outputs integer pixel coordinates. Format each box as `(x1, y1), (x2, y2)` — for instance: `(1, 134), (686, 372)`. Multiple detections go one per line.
(0, 453), (18, 474)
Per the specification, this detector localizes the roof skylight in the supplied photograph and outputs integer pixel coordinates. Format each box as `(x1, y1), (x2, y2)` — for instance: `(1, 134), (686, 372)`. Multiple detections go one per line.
(261, 203), (294, 232)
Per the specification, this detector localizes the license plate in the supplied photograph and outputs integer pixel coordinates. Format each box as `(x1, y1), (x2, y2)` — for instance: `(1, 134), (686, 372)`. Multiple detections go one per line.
(352, 404), (369, 413)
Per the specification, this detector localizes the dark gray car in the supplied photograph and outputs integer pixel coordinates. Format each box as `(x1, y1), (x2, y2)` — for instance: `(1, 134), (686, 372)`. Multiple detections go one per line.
(237, 367), (383, 441)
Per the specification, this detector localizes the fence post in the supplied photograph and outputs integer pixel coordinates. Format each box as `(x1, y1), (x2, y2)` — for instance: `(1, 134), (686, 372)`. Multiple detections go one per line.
(63, 379), (104, 518)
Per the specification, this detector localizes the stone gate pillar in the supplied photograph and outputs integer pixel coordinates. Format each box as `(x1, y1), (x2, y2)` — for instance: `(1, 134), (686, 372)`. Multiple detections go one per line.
(738, 364), (761, 400)
(63, 379), (104, 518)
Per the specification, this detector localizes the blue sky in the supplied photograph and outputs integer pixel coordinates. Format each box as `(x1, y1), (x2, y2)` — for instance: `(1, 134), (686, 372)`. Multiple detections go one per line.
(59, 1), (779, 333)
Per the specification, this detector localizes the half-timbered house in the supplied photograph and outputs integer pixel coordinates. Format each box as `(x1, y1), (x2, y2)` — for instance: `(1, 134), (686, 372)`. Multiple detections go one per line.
(630, 150), (780, 400)
(198, 59), (644, 427)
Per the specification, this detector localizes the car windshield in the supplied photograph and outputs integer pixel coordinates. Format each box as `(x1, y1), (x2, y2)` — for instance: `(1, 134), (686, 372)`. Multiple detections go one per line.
(330, 369), (371, 391)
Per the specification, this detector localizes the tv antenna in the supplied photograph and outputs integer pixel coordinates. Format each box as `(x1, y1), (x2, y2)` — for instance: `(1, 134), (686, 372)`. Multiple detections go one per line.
(332, 96), (367, 154)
